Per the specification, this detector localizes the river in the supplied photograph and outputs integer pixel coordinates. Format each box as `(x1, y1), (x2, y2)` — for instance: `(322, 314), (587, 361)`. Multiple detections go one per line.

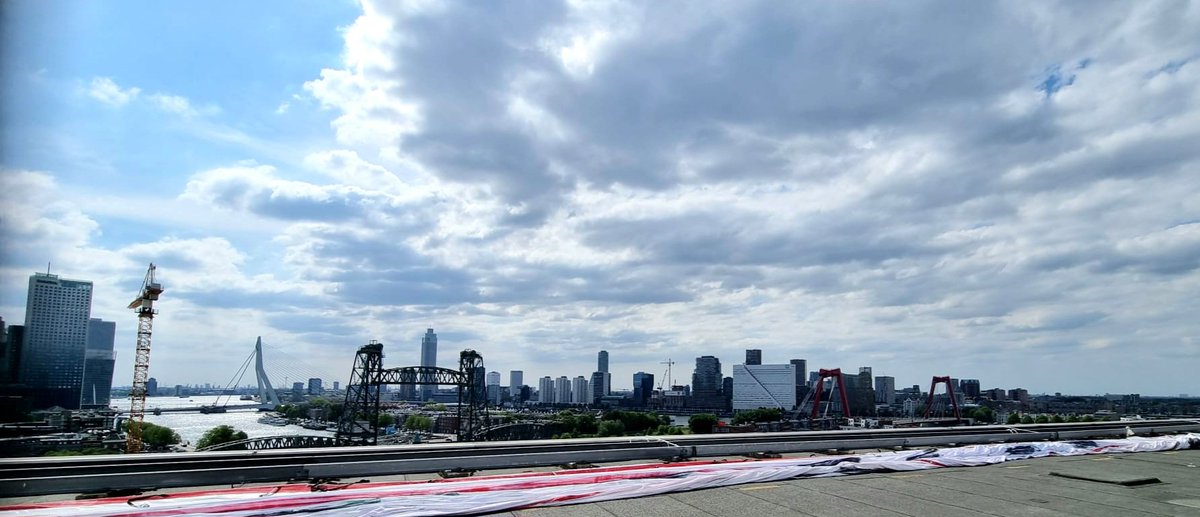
(111, 395), (333, 446)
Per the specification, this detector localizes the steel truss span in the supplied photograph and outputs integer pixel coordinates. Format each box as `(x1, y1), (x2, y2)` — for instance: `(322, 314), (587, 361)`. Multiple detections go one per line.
(198, 435), (342, 452)
(3, 420), (1198, 497)
(337, 341), (488, 445)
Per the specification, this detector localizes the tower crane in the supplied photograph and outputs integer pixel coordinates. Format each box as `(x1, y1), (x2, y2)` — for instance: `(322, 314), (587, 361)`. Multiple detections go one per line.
(125, 264), (163, 453)
(657, 358), (675, 390)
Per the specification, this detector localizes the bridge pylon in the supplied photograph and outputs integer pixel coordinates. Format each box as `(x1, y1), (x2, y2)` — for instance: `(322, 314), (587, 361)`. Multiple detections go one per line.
(923, 376), (962, 423)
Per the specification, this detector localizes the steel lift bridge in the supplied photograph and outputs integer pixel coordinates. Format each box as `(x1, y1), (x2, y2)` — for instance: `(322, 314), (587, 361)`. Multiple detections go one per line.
(338, 341), (489, 444)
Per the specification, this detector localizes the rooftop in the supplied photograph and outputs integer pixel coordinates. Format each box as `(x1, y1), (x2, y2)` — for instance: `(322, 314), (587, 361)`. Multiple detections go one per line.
(491, 449), (1200, 517)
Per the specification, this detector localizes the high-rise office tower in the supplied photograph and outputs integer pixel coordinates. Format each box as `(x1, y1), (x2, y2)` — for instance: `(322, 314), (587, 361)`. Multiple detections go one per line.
(146, 377), (158, 397)
(590, 371), (605, 404)
(875, 376), (896, 405)
(745, 349), (762, 365)
(789, 359), (808, 409)
(632, 371), (654, 406)
(0, 319), (24, 385)
(419, 328), (437, 400)
(691, 355), (724, 410)
(692, 356), (722, 393)
(81, 318), (116, 407)
(486, 371), (501, 386)
(307, 378), (323, 395)
(509, 370), (523, 390)
(789, 359), (806, 388)
(20, 272), (94, 409)
(597, 350), (608, 373)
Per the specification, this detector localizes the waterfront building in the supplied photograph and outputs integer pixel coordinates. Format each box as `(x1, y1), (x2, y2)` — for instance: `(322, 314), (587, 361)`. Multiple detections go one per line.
(20, 272), (94, 409)
(745, 349), (762, 366)
(80, 318), (116, 408)
(307, 378), (322, 395)
(732, 364), (796, 410)
(419, 328), (437, 400)
(146, 377), (158, 397)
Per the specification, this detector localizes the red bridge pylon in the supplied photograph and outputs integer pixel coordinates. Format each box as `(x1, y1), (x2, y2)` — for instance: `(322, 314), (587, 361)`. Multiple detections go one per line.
(923, 375), (962, 423)
(810, 368), (852, 419)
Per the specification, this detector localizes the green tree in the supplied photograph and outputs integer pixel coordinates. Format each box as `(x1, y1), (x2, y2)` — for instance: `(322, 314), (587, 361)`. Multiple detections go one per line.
(601, 410), (665, 435)
(1051, 414), (1065, 423)
(404, 415), (433, 432)
(376, 413), (396, 427)
(652, 424), (685, 435)
(1020, 415), (1034, 424)
(196, 425), (248, 450)
(688, 413), (718, 434)
(1034, 415), (1050, 424)
(597, 420), (625, 437)
(126, 421), (181, 449)
(1081, 414), (1095, 422)
(968, 407), (994, 424)
(1006, 413), (1021, 425)
(1066, 414), (1080, 423)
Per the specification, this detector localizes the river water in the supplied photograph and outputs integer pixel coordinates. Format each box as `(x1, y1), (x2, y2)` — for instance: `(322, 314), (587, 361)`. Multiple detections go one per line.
(111, 395), (333, 446)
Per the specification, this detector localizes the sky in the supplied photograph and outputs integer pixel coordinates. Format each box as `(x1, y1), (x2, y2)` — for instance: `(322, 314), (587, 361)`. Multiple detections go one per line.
(1, 1), (1198, 397)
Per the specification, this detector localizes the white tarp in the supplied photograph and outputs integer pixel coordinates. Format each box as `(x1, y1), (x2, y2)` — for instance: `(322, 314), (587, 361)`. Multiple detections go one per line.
(4, 433), (1196, 517)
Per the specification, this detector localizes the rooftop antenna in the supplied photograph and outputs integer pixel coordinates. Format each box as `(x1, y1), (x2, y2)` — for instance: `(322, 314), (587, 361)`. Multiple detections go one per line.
(47, 261), (51, 274)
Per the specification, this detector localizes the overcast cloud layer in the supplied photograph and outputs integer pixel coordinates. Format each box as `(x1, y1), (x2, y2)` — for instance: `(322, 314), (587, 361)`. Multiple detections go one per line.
(1, 1), (1198, 396)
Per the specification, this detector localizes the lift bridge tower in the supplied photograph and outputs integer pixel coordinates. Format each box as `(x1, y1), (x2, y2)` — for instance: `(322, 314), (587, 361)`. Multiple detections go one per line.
(125, 264), (164, 453)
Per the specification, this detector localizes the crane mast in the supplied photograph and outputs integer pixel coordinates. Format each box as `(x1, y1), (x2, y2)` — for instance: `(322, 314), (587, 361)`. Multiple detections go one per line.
(125, 264), (164, 453)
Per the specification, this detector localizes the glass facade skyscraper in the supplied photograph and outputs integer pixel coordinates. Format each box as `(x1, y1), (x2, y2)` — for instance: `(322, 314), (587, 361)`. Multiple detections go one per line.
(81, 318), (116, 407)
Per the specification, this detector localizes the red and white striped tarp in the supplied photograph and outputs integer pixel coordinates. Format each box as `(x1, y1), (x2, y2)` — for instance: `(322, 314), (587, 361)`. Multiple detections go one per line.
(3, 433), (1196, 516)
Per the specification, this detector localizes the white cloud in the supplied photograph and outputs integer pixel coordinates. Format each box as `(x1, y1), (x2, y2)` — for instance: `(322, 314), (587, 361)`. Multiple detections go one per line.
(86, 77), (141, 106)
(148, 93), (195, 116)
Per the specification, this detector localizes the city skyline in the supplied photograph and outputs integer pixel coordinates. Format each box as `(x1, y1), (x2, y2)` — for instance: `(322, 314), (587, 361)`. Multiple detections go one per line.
(2, 2), (1198, 396)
